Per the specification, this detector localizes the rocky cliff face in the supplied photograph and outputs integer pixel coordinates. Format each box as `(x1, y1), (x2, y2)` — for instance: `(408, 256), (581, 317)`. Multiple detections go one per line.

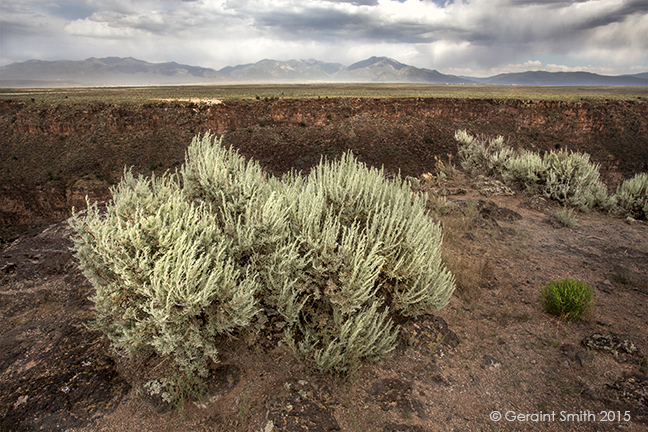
(1, 97), (647, 242)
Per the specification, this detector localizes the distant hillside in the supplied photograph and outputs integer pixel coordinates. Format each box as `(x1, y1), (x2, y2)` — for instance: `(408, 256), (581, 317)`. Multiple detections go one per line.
(624, 72), (648, 80)
(334, 57), (470, 84)
(472, 71), (647, 86)
(286, 59), (346, 78)
(1, 56), (646, 87)
(218, 59), (342, 82)
(0, 57), (229, 87)
(216, 56), (470, 84)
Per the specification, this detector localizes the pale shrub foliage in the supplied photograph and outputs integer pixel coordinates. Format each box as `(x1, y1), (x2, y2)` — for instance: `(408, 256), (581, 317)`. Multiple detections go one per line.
(71, 171), (259, 380)
(555, 207), (577, 229)
(455, 130), (513, 177)
(182, 133), (269, 219)
(542, 150), (608, 211)
(265, 153), (455, 372)
(503, 152), (546, 194)
(72, 133), (456, 380)
(181, 134), (291, 266)
(613, 173), (648, 220)
(455, 130), (609, 211)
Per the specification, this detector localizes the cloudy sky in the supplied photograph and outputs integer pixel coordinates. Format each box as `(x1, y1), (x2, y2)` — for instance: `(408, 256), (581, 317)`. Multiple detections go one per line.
(1, 0), (647, 76)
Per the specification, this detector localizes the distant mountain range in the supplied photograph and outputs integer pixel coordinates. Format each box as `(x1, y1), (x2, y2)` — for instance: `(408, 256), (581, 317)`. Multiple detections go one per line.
(467, 70), (648, 86)
(1, 56), (646, 87)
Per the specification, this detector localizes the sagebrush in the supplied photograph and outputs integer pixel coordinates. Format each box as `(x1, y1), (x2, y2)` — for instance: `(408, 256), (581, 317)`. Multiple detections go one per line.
(72, 133), (456, 392)
(455, 130), (513, 177)
(267, 152), (455, 372)
(71, 171), (260, 381)
(613, 173), (648, 220)
(455, 130), (609, 211)
(542, 150), (608, 211)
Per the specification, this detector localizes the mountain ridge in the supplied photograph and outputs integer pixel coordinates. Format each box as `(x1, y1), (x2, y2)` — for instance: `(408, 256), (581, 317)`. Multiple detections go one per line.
(470, 70), (647, 86)
(1, 56), (646, 87)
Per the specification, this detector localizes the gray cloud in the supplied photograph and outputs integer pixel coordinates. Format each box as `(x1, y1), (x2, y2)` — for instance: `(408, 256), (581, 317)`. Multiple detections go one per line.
(237, 0), (646, 49)
(577, 0), (648, 29)
(508, 0), (588, 5)
(254, 7), (368, 33)
(325, 0), (380, 5)
(1, 0), (646, 76)
(244, 2), (453, 44)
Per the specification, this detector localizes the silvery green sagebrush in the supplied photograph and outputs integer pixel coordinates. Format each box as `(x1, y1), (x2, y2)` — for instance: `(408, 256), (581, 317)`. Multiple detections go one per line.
(72, 133), (456, 400)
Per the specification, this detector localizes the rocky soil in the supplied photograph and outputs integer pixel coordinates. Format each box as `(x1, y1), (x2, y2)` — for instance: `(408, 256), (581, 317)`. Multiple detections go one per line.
(1, 96), (647, 431)
(1, 170), (647, 432)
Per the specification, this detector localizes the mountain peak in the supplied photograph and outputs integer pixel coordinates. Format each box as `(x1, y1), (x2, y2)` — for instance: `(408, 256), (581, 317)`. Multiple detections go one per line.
(346, 56), (407, 72)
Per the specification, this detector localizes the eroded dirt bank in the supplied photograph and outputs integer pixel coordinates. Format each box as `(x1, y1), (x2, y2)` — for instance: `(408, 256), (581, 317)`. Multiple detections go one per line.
(1, 97), (647, 242)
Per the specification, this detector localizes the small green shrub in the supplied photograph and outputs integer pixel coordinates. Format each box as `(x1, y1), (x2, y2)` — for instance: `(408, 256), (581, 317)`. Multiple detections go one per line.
(540, 278), (593, 321)
(613, 172), (648, 220)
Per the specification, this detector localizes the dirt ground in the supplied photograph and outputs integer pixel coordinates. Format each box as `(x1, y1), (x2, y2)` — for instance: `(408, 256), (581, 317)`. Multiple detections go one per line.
(1, 168), (646, 432)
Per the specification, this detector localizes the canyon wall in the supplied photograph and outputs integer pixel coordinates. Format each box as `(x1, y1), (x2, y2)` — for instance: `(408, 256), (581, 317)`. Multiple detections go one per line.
(1, 97), (647, 242)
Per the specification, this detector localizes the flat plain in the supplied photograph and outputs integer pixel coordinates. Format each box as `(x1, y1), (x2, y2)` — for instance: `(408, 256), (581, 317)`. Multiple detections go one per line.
(1, 83), (647, 104)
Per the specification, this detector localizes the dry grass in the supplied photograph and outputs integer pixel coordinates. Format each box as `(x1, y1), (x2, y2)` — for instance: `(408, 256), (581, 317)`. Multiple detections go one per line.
(2, 83), (646, 104)
(555, 207), (578, 228)
(443, 250), (494, 303)
(441, 199), (479, 243)
(436, 196), (497, 303)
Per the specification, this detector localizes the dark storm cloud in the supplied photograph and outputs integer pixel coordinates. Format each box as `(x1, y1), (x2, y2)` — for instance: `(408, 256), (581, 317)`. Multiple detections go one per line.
(508, 0), (588, 5)
(254, 7), (369, 33)
(41, 3), (97, 21)
(577, 0), (648, 29)
(253, 7), (454, 44)
(249, 1), (460, 44)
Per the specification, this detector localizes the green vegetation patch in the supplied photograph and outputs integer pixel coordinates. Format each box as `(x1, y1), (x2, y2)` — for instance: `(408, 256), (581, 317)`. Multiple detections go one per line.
(555, 207), (578, 229)
(539, 278), (594, 321)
